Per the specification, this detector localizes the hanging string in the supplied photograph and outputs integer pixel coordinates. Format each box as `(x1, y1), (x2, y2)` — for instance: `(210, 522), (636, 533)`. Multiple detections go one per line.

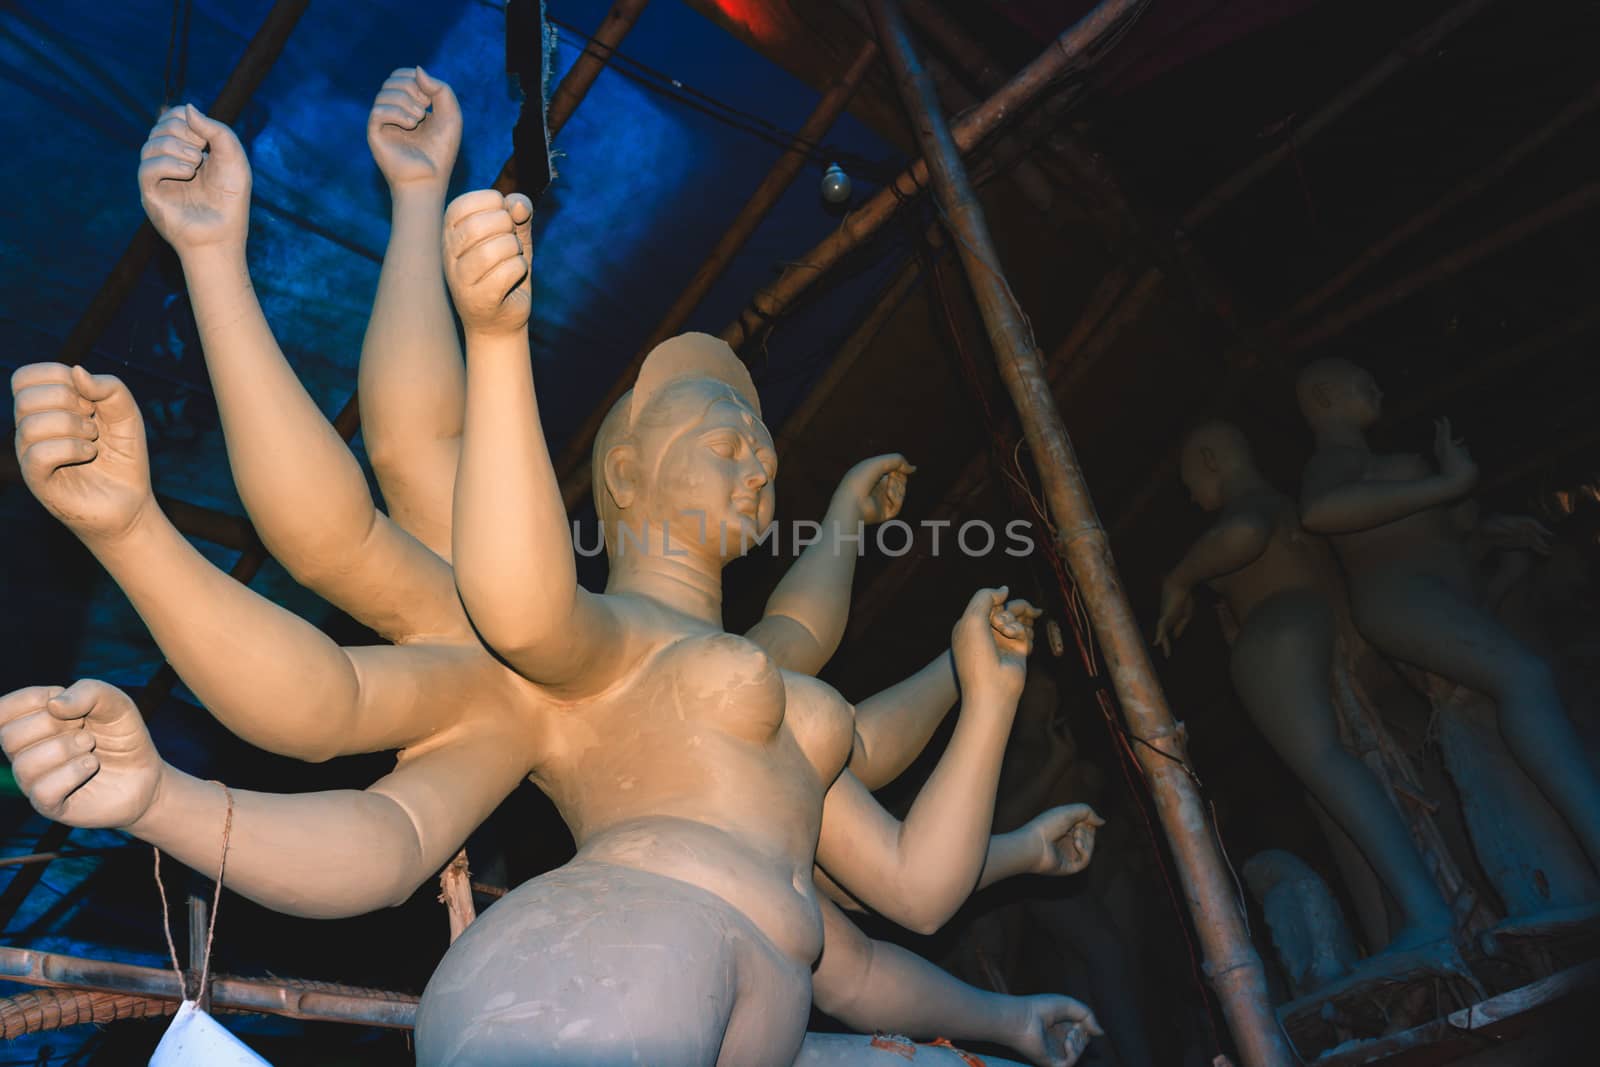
(151, 782), (234, 1004)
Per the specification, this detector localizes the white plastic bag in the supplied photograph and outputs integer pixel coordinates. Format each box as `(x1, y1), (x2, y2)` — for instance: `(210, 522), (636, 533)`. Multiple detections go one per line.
(149, 1000), (273, 1066)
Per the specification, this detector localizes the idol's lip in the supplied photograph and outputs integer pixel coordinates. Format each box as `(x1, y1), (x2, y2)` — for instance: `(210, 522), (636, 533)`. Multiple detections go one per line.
(731, 494), (759, 518)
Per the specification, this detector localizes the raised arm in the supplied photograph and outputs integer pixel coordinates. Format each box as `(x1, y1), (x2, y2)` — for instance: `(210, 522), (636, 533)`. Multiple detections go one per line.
(358, 67), (465, 559)
(1154, 500), (1273, 656)
(812, 896), (1101, 1067)
(139, 104), (460, 642)
(445, 190), (623, 692)
(816, 589), (1056, 934)
(0, 681), (531, 919)
(12, 364), (472, 758)
(848, 594), (1035, 789)
(746, 454), (913, 674)
(1299, 418), (1477, 535)
(848, 649), (956, 789)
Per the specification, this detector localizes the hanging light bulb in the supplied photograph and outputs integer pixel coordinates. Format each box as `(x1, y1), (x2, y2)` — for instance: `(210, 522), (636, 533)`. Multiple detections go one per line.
(820, 162), (852, 205)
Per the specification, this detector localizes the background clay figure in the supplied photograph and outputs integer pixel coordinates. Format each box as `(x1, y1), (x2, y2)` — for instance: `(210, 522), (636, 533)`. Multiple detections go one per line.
(1296, 358), (1600, 875)
(1155, 421), (1453, 951)
(3, 79), (1102, 1066)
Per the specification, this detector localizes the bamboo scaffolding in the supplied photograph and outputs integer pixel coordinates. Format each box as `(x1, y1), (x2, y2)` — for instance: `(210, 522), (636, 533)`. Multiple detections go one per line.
(718, 0), (1148, 354)
(866, 2), (1291, 1062)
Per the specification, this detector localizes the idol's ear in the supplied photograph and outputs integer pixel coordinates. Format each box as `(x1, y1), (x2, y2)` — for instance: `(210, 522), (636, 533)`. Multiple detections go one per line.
(603, 442), (641, 511)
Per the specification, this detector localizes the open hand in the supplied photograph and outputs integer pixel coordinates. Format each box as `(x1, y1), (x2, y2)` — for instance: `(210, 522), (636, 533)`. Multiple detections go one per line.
(139, 104), (250, 252)
(952, 587), (1038, 704)
(0, 680), (164, 829)
(443, 189), (534, 337)
(368, 66), (462, 190)
(13, 363), (153, 543)
(834, 453), (915, 524)
(1011, 993), (1102, 1067)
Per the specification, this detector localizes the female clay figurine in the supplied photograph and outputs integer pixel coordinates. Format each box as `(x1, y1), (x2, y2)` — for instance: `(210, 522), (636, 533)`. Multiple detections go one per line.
(2, 74), (1101, 1065)
(1296, 358), (1600, 872)
(1155, 421), (1453, 951)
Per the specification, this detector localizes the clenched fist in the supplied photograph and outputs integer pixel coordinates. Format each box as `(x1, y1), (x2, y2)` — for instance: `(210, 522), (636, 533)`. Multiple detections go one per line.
(368, 66), (462, 191)
(443, 189), (534, 337)
(0, 680), (164, 830)
(12, 363), (153, 543)
(139, 104), (250, 253)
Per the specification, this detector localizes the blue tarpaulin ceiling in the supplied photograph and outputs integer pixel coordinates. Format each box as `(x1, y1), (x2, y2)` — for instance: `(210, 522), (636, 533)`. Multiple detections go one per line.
(0, 1), (905, 1060)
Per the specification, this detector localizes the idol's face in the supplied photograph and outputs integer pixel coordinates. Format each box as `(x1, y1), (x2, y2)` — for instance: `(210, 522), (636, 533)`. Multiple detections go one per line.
(639, 384), (777, 560)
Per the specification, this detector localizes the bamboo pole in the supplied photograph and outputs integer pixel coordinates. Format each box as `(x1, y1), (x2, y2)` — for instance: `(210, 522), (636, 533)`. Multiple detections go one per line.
(719, 0), (1148, 354)
(846, 262), (1137, 640)
(552, 37), (879, 504)
(896, 0), (1245, 335)
(0, 945), (417, 1030)
(866, 3), (1291, 1063)
(1178, 0), (1504, 234)
(493, 0), (653, 192)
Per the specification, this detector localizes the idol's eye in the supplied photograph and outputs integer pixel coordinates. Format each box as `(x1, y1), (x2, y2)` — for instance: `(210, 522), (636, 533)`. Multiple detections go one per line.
(755, 447), (778, 480)
(705, 432), (739, 459)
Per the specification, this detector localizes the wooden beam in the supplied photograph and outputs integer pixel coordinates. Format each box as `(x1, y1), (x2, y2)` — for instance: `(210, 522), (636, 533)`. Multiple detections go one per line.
(719, 0), (1147, 353)
(552, 37), (879, 505)
(867, 4), (1292, 1063)
(1178, 0), (1504, 234)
